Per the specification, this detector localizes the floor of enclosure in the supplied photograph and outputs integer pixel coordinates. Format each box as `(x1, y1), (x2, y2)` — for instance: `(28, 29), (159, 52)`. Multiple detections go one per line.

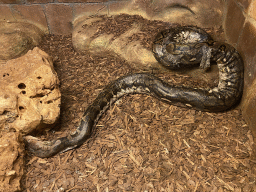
(23, 33), (256, 191)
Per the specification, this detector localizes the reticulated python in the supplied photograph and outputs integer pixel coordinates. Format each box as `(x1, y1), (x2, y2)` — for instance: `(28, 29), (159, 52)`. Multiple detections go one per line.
(24, 26), (244, 158)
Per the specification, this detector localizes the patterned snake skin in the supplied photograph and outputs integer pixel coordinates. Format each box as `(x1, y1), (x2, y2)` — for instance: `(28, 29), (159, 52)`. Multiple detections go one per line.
(24, 26), (244, 158)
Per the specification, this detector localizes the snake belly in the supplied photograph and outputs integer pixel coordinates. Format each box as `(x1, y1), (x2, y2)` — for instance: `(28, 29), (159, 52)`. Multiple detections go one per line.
(24, 26), (244, 158)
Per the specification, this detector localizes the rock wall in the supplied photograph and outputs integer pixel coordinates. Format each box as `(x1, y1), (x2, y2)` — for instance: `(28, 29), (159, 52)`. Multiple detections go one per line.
(0, 22), (43, 61)
(0, 47), (61, 191)
(0, 132), (24, 192)
(0, 47), (61, 134)
(0, 0), (224, 35)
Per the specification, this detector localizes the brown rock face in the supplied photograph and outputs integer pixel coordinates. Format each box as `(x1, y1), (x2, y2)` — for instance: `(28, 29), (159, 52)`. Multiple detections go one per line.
(0, 22), (44, 61)
(72, 15), (161, 71)
(0, 47), (61, 191)
(0, 47), (61, 134)
(242, 79), (256, 138)
(0, 132), (24, 192)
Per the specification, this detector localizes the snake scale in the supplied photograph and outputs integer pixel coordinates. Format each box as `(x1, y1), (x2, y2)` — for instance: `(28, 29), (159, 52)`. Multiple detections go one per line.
(24, 26), (244, 158)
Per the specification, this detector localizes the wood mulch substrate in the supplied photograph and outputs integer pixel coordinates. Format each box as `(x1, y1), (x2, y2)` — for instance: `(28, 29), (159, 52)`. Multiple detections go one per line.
(24, 16), (256, 191)
(85, 14), (226, 50)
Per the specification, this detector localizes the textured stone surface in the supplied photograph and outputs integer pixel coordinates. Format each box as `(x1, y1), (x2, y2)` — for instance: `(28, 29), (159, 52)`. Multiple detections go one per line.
(72, 16), (159, 70)
(73, 3), (108, 26)
(0, 47), (61, 134)
(0, 132), (24, 192)
(0, 0), (22, 3)
(1, 0), (224, 35)
(108, 0), (224, 28)
(58, 0), (107, 3)
(242, 79), (256, 138)
(236, 21), (256, 139)
(224, 0), (245, 47)
(0, 5), (15, 22)
(237, 21), (256, 94)
(248, 0), (256, 18)
(0, 47), (60, 191)
(26, 0), (53, 3)
(0, 22), (44, 61)
(12, 5), (49, 33)
(237, 0), (253, 10)
(45, 4), (73, 35)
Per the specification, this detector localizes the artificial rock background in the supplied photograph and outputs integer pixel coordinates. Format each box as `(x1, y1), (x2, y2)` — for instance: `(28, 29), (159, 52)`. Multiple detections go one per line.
(0, 22), (43, 61)
(0, 47), (61, 191)
(0, 47), (61, 134)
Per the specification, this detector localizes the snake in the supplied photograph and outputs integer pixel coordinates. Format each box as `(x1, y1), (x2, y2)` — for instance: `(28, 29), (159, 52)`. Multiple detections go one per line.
(24, 26), (244, 158)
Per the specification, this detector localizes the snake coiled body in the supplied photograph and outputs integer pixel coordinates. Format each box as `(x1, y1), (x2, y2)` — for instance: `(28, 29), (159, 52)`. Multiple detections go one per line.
(24, 26), (244, 158)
